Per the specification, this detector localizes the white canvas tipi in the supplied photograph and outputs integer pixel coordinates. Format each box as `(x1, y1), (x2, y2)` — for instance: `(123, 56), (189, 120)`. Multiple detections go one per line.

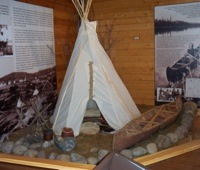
(51, 0), (141, 136)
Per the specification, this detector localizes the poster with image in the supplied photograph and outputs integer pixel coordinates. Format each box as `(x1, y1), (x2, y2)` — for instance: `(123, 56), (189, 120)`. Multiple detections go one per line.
(155, 2), (200, 105)
(0, 0), (57, 135)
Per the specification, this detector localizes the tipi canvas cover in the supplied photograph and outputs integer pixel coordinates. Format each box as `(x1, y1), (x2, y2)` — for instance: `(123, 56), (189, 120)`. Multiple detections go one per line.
(51, 0), (141, 136)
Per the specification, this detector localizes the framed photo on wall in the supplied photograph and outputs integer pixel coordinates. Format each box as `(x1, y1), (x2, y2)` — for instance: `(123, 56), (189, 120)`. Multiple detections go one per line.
(154, 2), (200, 106)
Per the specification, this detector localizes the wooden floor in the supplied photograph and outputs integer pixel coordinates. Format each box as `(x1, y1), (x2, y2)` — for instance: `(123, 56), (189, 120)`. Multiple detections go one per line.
(146, 148), (200, 170)
(0, 162), (50, 170)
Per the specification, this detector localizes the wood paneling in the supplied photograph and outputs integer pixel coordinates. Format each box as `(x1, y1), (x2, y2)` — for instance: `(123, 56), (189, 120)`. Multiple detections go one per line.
(91, 0), (198, 105)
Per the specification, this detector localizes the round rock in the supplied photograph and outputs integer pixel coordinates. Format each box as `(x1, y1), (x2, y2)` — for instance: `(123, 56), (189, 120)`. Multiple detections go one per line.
(87, 157), (99, 165)
(98, 150), (109, 161)
(42, 141), (51, 148)
(181, 116), (193, 125)
(23, 149), (38, 157)
(56, 154), (70, 162)
(80, 122), (100, 135)
(175, 126), (188, 140)
(37, 150), (46, 158)
(155, 135), (171, 150)
(48, 152), (57, 160)
(1, 141), (14, 154)
(15, 138), (25, 145)
(166, 133), (179, 143)
(70, 153), (87, 164)
(132, 146), (147, 157)
(146, 143), (158, 154)
(13, 145), (28, 155)
(120, 149), (132, 159)
(29, 143), (42, 150)
(22, 142), (30, 148)
(181, 121), (192, 130)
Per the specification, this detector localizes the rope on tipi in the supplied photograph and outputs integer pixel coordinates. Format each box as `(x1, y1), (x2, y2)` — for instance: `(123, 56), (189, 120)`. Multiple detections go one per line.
(89, 61), (93, 100)
(72, 0), (93, 19)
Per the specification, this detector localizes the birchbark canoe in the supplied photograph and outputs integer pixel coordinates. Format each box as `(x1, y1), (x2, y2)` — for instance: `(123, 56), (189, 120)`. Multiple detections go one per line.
(112, 96), (183, 151)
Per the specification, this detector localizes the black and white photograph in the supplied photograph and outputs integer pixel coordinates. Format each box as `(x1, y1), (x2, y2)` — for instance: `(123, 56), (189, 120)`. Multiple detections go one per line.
(0, 24), (13, 56)
(155, 2), (200, 105)
(157, 87), (182, 102)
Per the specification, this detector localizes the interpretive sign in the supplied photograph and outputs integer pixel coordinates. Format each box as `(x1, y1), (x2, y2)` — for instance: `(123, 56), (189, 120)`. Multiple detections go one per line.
(155, 2), (200, 105)
(0, 0), (57, 135)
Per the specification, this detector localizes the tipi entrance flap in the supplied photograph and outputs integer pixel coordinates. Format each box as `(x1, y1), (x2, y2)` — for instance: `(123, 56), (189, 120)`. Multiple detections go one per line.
(51, 0), (141, 136)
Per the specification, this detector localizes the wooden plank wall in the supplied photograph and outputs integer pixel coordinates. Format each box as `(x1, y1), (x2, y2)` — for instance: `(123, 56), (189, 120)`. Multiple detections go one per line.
(90, 0), (199, 105)
(19, 0), (78, 91)
(19, 0), (198, 105)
